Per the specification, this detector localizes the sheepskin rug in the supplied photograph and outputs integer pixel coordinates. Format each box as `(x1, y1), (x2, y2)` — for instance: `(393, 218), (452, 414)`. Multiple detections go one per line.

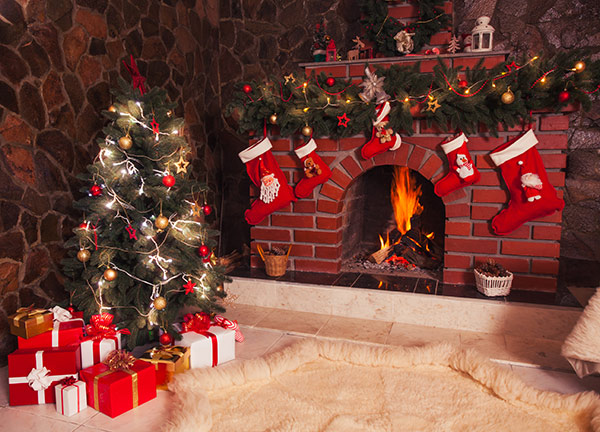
(563, 288), (600, 377)
(167, 339), (600, 432)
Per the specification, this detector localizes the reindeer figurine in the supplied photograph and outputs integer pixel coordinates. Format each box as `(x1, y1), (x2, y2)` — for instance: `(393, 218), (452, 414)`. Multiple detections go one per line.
(347, 36), (365, 61)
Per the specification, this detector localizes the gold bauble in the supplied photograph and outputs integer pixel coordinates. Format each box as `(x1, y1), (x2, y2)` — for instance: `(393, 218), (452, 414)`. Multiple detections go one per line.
(77, 249), (91, 262)
(301, 125), (313, 137)
(103, 268), (117, 281)
(269, 114), (278, 124)
(153, 296), (167, 310)
(118, 135), (133, 150)
(574, 61), (586, 72)
(501, 88), (515, 104)
(108, 105), (117, 113)
(155, 215), (169, 229)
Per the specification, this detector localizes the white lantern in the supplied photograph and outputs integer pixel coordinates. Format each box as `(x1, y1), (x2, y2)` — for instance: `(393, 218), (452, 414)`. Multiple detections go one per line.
(471, 16), (494, 52)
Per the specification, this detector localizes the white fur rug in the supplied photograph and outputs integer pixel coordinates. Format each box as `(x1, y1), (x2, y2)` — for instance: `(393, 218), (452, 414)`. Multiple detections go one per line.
(167, 339), (600, 432)
(563, 288), (600, 377)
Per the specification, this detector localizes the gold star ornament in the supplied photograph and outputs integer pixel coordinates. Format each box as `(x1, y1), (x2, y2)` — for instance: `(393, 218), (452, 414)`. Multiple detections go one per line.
(175, 155), (189, 174)
(426, 98), (441, 113)
(191, 201), (202, 217)
(284, 73), (296, 84)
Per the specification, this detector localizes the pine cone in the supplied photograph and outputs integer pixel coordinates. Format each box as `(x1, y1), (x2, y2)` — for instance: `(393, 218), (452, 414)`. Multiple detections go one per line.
(270, 246), (286, 256)
(476, 259), (510, 277)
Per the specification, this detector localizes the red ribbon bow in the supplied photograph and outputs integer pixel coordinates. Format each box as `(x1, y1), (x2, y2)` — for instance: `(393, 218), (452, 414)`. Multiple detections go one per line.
(59, 376), (77, 386)
(122, 55), (146, 95)
(214, 315), (245, 342)
(84, 313), (131, 340)
(180, 312), (211, 333)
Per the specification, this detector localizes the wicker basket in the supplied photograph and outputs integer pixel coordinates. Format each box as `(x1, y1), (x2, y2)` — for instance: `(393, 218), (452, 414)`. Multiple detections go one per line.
(474, 268), (513, 297)
(257, 244), (291, 277)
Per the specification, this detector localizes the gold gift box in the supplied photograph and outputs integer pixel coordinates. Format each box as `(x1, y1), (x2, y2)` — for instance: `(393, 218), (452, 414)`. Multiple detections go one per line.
(139, 345), (190, 390)
(9, 306), (53, 339)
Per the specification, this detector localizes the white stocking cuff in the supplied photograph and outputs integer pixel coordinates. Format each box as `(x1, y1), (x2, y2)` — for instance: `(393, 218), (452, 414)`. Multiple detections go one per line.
(294, 138), (317, 159)
(389, 133), (402, 151)
(238, 137), (273, 163)
(490, 129), (538, 166)
(440, 133), (467, 154)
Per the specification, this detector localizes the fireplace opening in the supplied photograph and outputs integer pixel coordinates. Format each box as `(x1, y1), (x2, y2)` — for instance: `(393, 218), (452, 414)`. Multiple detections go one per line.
(341, 165), (445, 277)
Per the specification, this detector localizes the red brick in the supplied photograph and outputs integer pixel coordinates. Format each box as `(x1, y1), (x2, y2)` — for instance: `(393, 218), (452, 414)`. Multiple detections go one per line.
(330, 167), (352, 189)
(443, 269), (475, 285)
(394, 142), (412, 165)
(442, 187), (467, 204)
(419, 154), (443, 180)
(407, 146), (426, 170)
(250, 241), (269, 254)
(475, 155), (495, 169)
(471, 205), (500, 220)
(340, 137), (364, 151)
(473, 222), (530, 239)
(466, 137), (506, 151)
(348, 65), (365, 77)
(446, 203), (470, 217)
(274, 154), (299, 168)
(271, 214), (314, 228)
(536, 134), (568, 149)
(315, 245), (343, 259)
(317, 199), (342, 214)
(388, 4), (418, 18)
(429, 32), (451, 46)
(474, 256), (530, 273)
(373, 150), (397, 166)
(404, 137), (444, 151)
(341, 156), (363, 178)
(256, 216), (270, 226)
(322, 156), (336, 166)
(317, 216), (342, 230)
(445, 221), (472, 236)
(532, 225), (562, 240)
(477, 171), (501, 186)
(286, 244), (313, 257)
(446, 238), (499, 254)
(294, 259), (341, 274)
(293, 200), (316, 213)
(309, 66), (347, 77)
(250, 255), (262, 269)
(453, 55), (506, 70)
(294, 229), (342, 244)
(512, 274), (557, 292)
(531, 259), (559, 275)
(536, 211), (562, 223)
(547, 171), (565, 187)
(321, 183), (344, 201)
(540, 115), (569, 131)
(277, 204), (292, 212)
(444, 254), (472, 269)
(502, 241), (560, 258)
(472, 189), (509, 203)
(314, 138), (338, 151)
(251, 227), (291, 241)
(360, 157), (375, 171)
(420, 59), (449, 73)
(271, 139), (291, 151)
(419, 120), (452, 134)
(540, 153), (566, 168)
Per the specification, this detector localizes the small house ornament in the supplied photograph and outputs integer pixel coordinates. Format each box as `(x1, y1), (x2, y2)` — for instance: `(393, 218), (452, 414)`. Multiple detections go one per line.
(326, 39), (337, 62)
(471, 16), (494, 52)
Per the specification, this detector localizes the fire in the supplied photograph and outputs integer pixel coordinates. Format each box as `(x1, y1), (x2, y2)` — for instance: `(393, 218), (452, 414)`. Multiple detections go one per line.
(391, 167), (423, 235)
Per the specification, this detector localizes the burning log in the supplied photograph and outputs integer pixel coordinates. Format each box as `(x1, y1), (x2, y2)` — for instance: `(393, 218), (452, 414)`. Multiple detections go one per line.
(368, 246), (393, 264)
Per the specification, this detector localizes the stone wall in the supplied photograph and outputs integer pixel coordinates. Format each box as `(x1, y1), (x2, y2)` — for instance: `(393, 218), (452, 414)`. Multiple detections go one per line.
(0, 0), (221, 362)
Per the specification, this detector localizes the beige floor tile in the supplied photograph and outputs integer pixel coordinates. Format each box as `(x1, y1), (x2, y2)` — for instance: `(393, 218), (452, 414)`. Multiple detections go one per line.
(317, 316), (393, 344)
(566, 286), (596, 308)
(1, 406), (79, 431)
(234, 327), (285, 360)
(386, 322), (461, 347)
(511, 365), (600, 394)
(264, 334), (307, 356)
(504, 335), (572, 370)
(6, 402), (99, 425)
(222, 303), (277, 327)
(254, 309), (330, 335)
(459, 331), (511, 362)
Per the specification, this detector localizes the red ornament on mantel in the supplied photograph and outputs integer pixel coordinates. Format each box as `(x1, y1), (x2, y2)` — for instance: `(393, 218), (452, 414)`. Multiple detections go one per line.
(90, 185), (102, 196)
(243, 84), (252, 94)
(326, 77), (335, 87)
(198, 245), (210, 258)
(162, 174), (175, 188)
(558, 90), (570, 103)
(202, 204), (212, 216)
(458, 79), (468, 88)
(159, 332), (173, 346)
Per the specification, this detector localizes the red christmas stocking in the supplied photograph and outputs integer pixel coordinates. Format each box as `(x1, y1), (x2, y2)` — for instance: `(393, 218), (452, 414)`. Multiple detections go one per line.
(434, 133), (480, 197)
(360, 101), (402, 159)
(490, 129), (564, 235)
(238, 137), (296, 225)
(294, 138), (332, 199)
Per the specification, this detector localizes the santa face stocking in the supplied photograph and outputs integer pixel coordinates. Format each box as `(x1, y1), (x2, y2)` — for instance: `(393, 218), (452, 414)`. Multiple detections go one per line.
(360, 101), (402, 160)
(489, 129), (564, 235)
(238, 137), (296, 225)
(434, 133), (480, 197)
(294, 138), (332, 199)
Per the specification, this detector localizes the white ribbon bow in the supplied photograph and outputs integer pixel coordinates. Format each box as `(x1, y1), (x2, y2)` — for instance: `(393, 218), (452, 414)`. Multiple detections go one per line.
(26, 366), (52, 392)
(51, 306), (73, 323)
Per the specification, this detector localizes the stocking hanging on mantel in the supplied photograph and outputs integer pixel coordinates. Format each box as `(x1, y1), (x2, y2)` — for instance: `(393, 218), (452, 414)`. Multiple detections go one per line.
(489, 129), (564, 235)
(434, 133), (480, 197)
(294, 138), (332, 199)
(360, 101), (402, 160)
(238, 137), (296, 225)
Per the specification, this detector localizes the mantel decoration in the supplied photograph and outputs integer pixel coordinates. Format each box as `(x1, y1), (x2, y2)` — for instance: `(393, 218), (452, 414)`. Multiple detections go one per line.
(359, 0), (451, 57)
(226, 51), (600, 139)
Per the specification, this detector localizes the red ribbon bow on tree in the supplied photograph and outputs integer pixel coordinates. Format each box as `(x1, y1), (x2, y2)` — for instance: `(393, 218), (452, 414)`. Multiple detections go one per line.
(122, 55), (146, 95)
(58, 376), (77, 386)
(180, 312), (211, 334)
(85, 313), (131, 340)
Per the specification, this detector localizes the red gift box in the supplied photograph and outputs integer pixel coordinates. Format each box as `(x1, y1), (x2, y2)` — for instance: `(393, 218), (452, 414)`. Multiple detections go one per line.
(8, 345), (81, 406)
(17, 319), (84, 350)
(80, 358), (156, 418)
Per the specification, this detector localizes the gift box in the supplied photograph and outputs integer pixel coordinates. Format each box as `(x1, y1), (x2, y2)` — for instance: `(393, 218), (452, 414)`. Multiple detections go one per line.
(80, 334), (121, 369)
(8, 345), (81, 406)
(139, 345), (190, 390)
(177, 314), (236, 369)
(55, 377), (87, 417)
(18, 319), (84, 350)
(80, 352), (156, 418)
(9, 306), (53, 339)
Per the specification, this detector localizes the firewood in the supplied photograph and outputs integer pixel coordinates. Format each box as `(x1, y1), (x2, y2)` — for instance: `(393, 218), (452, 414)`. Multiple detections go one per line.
(368, 246), (393, 264)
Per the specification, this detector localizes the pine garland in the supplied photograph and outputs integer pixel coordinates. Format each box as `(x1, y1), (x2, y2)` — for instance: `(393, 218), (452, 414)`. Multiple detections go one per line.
(360, 0), (451, 57)
(226, 51), (600, 139)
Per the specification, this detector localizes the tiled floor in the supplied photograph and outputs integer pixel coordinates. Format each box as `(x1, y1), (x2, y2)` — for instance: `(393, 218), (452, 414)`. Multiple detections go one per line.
(1, 302), (599, 431)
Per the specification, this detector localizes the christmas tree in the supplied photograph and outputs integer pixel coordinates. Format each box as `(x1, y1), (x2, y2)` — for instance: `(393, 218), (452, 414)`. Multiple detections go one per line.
(62, 69), (228, 348)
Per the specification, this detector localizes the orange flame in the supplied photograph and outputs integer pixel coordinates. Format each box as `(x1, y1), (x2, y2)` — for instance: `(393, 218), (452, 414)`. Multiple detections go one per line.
(391, 167), (423, 235)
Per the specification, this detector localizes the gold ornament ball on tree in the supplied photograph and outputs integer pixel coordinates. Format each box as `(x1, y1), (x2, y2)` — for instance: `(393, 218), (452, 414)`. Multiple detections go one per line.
(118, 135), (133, 150)
(574, 61), (586, 72)
(301, 125), (313, 136)
(77, 249), (91, 262)
(103, 268), (117, 281)
(501, 88), (515, 104)
(155, 215), (169, 229)
(269, 114), (278, 125)
(153, 296), (167, 310)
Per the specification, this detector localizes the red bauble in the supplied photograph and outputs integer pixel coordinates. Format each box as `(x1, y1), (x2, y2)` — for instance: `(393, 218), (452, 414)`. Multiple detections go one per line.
(78, 222), (88, 229)
(326, 77), (335, 87)
(198, 245), (210, 258)
(162, 175), (175, 187)
(243, 84), (252, 94)
(558, 90), (570, 103)
(202, 204), (212, 216)
(458, 79), (468, 89)
(159, 332), (173, 346)
(67, 305), (75, 314)
(90, 185), (102, 196)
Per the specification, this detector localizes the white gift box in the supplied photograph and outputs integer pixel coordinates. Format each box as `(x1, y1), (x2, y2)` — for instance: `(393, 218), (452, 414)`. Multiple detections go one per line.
(178, 325), (235, 369)
(55, 380), (87, 417)
(80, 333), (121, 369)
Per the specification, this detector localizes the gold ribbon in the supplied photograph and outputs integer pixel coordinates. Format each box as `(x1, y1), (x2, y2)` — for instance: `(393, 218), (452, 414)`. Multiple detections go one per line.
(143, 346), (186, 365)
(12, 306), (48, 327)
(93, 350), (139, 411)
